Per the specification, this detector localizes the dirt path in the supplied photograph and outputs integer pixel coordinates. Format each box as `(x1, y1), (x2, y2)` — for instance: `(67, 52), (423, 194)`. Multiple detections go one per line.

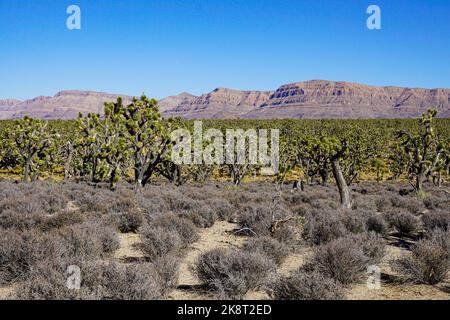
(169, 220), (246, 300)
(114, 233), (144, 262)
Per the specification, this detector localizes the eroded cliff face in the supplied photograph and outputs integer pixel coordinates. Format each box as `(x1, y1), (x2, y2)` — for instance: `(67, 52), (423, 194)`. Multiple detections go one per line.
(245, 80), (450, 119)
(164, 88), (273, 119)
(1, 80), (449, 120)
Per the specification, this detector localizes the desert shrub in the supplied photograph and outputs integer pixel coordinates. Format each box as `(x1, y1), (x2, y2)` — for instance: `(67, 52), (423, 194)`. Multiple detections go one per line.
(39, 211), (84, 232)
(165, 194), (203, 214)
(306, 236), (370, 285)
(0, 230), (54, 284)
(237, 206), (273, 237)
(422, 211), (450, 232)
(393, 230), (450, 285)
(87, 262), (166, 299)
(384, 210), (421, 234)
(0, 208), (44, 231)
(310, 199), (339, 210)
(242, 237), (289, 265)
(194, 248), (275, 299)
(268, 270), (344, 300)
(116, 211), (144, 233)
(302, 210), (348, 245)
(272, 224), (299, 245)
(16, 261), (167, 300)
(374, 197), (390, 213)
(96, 224), (121, 254)
(56, 222), (119, 259)
(106, 194), (136, 214)
(390, 196), (423, 214)
(139, 225), (182, 260)
(237, 205), (294, 241)
(15, 260), (84, 300)
(357, 232), (386, 264)
(186, 205), (217, 228)
(152, 213), (199, 245)
(366, 213), (388, 235)
(423, 196), (448, 210)
(340, 210), (366, 234)
(152, 255), (181, 295)
(207, 198), (235, 221)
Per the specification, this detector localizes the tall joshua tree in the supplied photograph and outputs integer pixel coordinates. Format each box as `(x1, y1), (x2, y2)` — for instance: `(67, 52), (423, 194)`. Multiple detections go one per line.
(398, 109), (444, 192)
(4, 116), (54, 182)
(121, 96), (173, 192)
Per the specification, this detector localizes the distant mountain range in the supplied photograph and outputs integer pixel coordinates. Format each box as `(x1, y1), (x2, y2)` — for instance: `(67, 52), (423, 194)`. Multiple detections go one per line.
(1, 80), (449, 120)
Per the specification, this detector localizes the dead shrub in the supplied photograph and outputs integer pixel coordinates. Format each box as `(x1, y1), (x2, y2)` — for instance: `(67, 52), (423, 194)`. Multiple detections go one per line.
(237, 206), (273, 237)
(340, 210), (366, 234)
(238, 205), (291, 238)
(268, 270), (344, 300)
(242, 237), (289, 265)
(152, 213), (199, 245)
(366, 213), (388, 235)
(0, 230), (56, 284)
(422, 211), (450, 232)
(206, 198), (235, 221)
(384, 209), (421, 234)
(302, 210), (348, 245)
(39, 211), (84, 232)
(16, 261), (167, 300)
(193, 248), (275, 299)
(357, 232), (386, 264)
(186, 205), (217, 228)
(393, 230), (450, 285)
(139, 225), (182, 261)
(116, 211), (144, 233)
(56, 222), (119, 259)
(306, 236), (370, 285)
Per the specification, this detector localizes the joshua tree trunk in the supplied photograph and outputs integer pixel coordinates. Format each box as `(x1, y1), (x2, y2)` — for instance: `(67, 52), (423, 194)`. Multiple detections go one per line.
(415, 173), (424, 192)
(332, 158), (352, 209)
(23, 158), (31, 182)
(64, 143), (72, 180)
(320, 169), (330, 186)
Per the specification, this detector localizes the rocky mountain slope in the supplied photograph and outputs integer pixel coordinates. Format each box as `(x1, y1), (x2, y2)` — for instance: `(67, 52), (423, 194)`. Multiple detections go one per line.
(1, 80), (449, 120)
(245, 80), (450, 119)
(0, 91), (133, 120)
(163, 88), (273, 119)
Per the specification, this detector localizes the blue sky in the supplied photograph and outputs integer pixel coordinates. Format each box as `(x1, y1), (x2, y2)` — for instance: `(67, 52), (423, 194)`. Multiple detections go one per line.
(0, 0), (449, 100)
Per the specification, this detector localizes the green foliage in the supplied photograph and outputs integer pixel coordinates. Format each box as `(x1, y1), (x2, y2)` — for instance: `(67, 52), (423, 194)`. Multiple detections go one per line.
(3, 116), (56, 181)
(396, 109), (445, 191)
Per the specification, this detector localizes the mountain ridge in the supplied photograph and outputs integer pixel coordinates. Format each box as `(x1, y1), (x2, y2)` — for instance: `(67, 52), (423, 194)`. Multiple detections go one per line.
(1, 80), (449, 120)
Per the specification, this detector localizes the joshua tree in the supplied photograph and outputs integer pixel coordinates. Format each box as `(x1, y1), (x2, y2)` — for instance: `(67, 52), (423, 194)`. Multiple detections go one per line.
(4, 116), (54, 182)
(121, 96), (173, 192)
(397, 109), (444, 192)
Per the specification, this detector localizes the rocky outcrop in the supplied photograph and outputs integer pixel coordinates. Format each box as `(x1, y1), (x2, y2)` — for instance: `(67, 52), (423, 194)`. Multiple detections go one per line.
(158, 92), (197, 112)
(164, 88), (273, 119)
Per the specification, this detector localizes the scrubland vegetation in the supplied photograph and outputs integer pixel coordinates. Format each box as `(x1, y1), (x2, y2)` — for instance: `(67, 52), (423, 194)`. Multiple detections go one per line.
(0, 99), (448, 300)
(0, 180), (448, 300)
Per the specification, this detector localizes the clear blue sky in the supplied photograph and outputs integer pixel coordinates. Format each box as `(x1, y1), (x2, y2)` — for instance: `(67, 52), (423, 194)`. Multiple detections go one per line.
(1, 0), (449, 100)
